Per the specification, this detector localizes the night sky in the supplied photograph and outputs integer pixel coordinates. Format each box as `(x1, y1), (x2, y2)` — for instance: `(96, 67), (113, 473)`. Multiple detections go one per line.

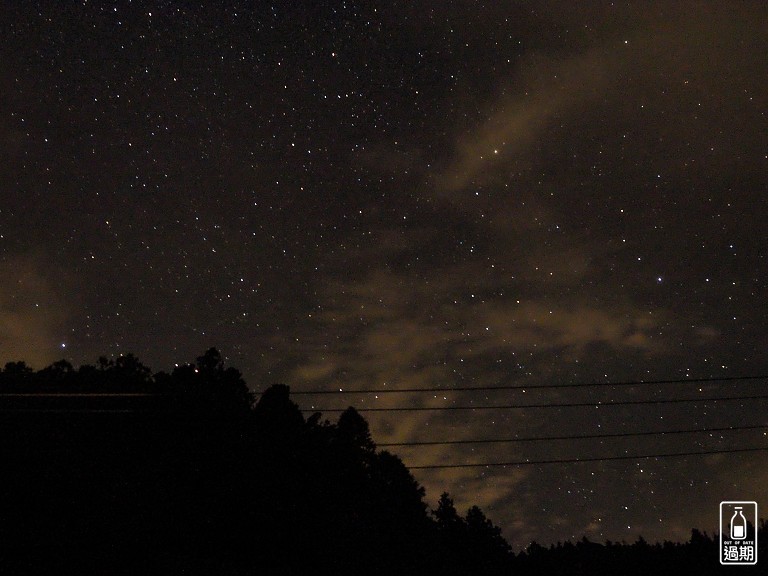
(2, 1), (767, 549)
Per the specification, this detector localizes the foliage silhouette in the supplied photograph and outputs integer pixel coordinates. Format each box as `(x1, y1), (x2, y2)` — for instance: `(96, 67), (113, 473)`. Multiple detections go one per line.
(0, 351), (762, 575)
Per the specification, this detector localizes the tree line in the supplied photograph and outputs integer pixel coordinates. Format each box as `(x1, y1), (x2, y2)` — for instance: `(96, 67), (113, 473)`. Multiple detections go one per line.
(0, 349), (763, 575)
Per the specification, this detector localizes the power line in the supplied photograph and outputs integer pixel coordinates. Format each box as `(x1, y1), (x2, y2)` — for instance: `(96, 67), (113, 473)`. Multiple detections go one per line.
(407, 446), (768, 469)
(377, 424), (768, 447)
(0, 393), (157, 397)
(286, 375), (768, 395)
(301, 393), (768, 412)
(0, 409), (136, 414)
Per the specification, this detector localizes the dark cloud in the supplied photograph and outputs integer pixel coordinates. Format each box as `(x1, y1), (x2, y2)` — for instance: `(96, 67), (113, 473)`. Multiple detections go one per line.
(0, 255), (71, 368)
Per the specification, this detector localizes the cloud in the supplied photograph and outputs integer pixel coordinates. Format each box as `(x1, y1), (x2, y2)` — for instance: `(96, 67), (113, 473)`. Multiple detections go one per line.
(0, 255), (70, 368)
(435, 47), (615, 194)
(280, 259), (669, 520)
(431, 2), (768, 207)
(271, 2), (767, 544)
(467, 300), (660, 355)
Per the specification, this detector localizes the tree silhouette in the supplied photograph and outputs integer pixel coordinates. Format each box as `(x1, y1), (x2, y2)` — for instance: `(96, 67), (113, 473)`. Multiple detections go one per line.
(465, 504), (513, 571)
(0, 351), (754, 575)
(434, 492), (464, 532)
(337, 405), (376, 454)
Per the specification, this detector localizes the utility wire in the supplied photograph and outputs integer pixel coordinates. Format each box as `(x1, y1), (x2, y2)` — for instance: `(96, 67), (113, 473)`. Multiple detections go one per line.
(2, 375), (764, 397)
(407, 446), (768, 469)
(302, 393), (768, 412)
(0, 393), (156, 397)
(286, 375), (768, 395)
(0, 408), (136, 414)
(377, 424), (768, 447)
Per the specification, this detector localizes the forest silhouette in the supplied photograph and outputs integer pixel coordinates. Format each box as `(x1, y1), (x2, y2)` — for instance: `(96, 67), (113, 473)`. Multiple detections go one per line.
(0, 349), (763, 575)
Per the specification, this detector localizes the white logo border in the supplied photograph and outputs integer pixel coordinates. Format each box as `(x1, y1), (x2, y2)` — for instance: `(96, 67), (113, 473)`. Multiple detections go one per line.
(720, 500), (758, 566)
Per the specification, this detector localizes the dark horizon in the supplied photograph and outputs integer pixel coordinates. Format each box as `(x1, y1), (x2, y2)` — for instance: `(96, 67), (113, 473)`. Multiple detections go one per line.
(2, 351), (765, 553)
(1, 351), (764, 575)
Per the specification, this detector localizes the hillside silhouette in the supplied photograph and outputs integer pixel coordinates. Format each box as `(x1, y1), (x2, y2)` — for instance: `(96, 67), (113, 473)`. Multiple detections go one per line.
(0, 350), (763, 575)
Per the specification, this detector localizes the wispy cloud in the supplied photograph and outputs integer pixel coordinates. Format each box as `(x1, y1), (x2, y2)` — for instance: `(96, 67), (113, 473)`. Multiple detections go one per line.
(0, 255), (70, 368)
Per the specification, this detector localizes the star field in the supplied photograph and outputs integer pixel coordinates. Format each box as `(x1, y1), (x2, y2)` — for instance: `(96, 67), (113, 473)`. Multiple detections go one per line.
(1, 1), (767, 548)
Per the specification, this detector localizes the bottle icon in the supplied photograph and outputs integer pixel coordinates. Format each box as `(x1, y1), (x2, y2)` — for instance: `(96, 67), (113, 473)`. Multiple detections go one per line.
(731, 507), (747, 540)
